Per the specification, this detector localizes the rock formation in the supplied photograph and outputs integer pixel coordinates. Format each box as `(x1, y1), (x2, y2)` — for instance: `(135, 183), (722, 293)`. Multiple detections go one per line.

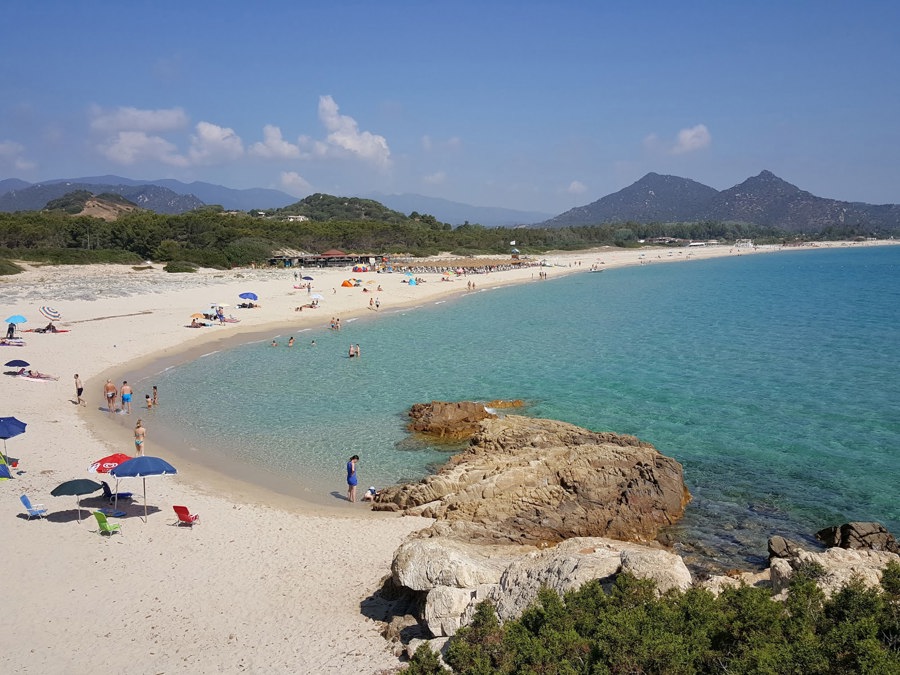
(378, 414), (691, 546)
(406, 399), (523, 440)
(815, 521), (900, 554)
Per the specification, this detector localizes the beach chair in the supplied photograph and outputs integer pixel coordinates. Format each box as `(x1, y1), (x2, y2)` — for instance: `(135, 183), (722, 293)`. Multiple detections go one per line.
(173, 505), (200, 527)
(93, 511), (122, 536)
(21, 494), (48, 519)
(101, 480), (133, 503)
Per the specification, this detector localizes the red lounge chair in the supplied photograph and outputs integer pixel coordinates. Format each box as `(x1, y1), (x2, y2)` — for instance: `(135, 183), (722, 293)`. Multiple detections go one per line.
(173, 505), (199, 527)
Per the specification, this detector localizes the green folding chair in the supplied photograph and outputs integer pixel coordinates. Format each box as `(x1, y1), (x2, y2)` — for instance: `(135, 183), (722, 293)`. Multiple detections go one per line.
(93, 510), (122, 536)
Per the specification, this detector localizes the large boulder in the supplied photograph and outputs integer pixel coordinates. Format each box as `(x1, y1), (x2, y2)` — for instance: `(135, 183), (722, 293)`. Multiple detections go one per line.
(770, 546), (900, 598)
(392, 536), (693, 637)
(378, 415), (691, 546)
(815, 522), (900, 554)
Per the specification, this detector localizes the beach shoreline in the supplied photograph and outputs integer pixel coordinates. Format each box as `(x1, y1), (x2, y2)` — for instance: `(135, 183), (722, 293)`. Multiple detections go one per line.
(2, 239), (896, 673)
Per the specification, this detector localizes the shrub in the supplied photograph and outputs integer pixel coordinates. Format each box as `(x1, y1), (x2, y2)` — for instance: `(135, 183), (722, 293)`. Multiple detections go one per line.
(164, 260), (198, 273)
(0, 259), (24, 275)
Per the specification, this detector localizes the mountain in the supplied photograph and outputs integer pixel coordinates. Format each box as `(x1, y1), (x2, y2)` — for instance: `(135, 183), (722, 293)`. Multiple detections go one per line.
(0, 175), (296, 212)
(365, 192), (553, 227)
(539, 173), (719, 228)
(0, 181), (203, 214)
(538, 171), (900, 233)
(275, 193), (410, 223)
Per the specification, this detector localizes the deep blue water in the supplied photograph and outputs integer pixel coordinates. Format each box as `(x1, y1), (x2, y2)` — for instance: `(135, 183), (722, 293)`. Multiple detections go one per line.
(151, 245), (900, 568)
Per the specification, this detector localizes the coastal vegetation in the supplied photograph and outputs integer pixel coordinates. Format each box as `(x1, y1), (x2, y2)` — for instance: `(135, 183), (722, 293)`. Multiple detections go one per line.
(408, 562), (900, 674)
(0, 191), (886, 275)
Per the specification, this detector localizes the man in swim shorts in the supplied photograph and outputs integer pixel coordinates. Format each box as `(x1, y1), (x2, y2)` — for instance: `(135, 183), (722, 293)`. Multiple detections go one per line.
(74, 374), (85, 406)
(103, 379), (118, 415)
(121, 381), (133, 415)
(134, 419), (146, 455)
(346, 455), (359, 502)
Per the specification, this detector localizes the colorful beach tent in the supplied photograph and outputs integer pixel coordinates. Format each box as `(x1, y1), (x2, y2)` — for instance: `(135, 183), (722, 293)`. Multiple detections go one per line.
(341, 280), (353, 287)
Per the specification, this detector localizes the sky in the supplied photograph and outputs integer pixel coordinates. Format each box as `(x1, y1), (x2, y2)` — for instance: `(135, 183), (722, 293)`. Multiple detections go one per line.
(2, 1), (899, 215)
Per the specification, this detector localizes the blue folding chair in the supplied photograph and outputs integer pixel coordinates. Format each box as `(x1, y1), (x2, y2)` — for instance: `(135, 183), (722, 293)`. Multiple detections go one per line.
(21, 494), (48, 519)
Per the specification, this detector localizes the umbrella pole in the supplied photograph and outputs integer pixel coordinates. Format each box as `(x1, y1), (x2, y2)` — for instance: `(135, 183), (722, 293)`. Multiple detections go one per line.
(143, 476), (147, 522)
(114, 478), (119, 511)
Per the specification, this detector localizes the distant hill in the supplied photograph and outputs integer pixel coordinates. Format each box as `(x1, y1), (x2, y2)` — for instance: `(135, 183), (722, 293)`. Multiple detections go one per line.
(275, 193), (411, 223)
(45, 190), (140, 221)
(538, 171), (900, 233)
(0, 181), (203, 214)
(365, 192), (553, 227)
(0, 175), (296, 213)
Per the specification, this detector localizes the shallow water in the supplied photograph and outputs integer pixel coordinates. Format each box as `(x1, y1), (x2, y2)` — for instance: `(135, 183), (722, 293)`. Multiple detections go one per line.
(151, 245), (900, 567)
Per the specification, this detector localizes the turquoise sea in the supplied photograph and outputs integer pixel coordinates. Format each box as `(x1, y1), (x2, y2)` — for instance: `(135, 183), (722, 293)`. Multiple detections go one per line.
(150, 245), (900, 569)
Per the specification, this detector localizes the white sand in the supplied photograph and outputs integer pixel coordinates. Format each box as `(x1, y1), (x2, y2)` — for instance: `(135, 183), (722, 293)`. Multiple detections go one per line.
(0, 240), (893, 673)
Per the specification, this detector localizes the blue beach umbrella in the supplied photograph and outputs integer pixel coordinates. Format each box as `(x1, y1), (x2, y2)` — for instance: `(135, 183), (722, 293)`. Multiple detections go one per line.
(110, 456), (177, 520)
(0, 415), (27, 464)
(301, 276), (314, 281)
(51, 478), (102, 521)
(4, 315), (26, 324)
(239, 292), (258, 301)
(4, 359), (29, 368)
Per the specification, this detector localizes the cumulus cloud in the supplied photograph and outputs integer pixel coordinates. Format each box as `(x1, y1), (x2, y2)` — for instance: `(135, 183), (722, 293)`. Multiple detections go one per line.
(280, 171), (312, 195)
(98, 131), (189, 167)
(313, 95), (391, 167)
(423, 171), (446, 185)
(188, 121), (244, 165)
(0, 140), (37, 171)
(672, 124), (711, 154)
(643, 124), (711, 155)
(249, 125), (301, 159)
(89, 105), (188, 133)
(567, 180), (587, 195)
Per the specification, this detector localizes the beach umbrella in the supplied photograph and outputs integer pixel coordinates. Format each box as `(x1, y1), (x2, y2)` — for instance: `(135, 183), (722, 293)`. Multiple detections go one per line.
(39, 306), (61, 321)
(87, 452), (132, 474)
(238, 292), (258, 301)
(301, 276), (314, 281)
(50, 478), (102, 521)
(5, 359), (29, 368)
(190, 313), (205, 319)
(0, 415), (27, 464)
(311, 293), (324, 300)
(4, 315), (26, 324)
(110, 456), (177, 521)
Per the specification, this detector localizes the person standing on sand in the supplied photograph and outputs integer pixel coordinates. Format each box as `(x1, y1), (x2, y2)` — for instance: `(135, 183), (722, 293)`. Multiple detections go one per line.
(103, 379), (117, 415)
(134, 419), (146, 455)
(346, 455), (359, 502)
(121, 381), (133, 414)
(74, 374), (85, 406)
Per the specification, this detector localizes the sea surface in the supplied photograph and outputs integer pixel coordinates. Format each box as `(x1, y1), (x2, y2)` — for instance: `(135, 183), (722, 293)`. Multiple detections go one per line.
(150, 245), (900, 569)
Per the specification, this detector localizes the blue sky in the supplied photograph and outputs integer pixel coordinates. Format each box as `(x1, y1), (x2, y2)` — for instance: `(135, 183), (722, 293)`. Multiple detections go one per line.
(2, 1), (898, 214)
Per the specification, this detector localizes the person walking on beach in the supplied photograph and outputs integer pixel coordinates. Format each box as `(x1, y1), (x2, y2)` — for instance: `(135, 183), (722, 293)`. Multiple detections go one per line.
(74, 374), (85, 406)
(121, 381), (134, 415)
(103, 379), (117, 415)
(346, 455), (359, 502)
(134, 419), (146, 456)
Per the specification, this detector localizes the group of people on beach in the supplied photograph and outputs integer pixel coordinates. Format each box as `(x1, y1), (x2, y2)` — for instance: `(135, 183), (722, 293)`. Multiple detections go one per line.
(101, 379), (157, 415)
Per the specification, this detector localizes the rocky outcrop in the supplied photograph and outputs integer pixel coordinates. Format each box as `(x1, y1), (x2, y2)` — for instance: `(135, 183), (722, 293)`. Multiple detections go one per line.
(815, 521), (900, 554)
(406, 400), (524, 440)
(770, 546), (900, 599)
(392, 536), (693, 636)
(377, 415), (691, 546)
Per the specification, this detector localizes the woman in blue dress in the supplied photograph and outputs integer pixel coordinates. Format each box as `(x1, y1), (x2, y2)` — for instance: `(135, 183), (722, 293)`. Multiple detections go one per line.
(346, 455), (359, 502)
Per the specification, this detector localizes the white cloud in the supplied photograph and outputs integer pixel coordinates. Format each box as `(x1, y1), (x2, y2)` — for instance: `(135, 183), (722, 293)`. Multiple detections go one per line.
(567, 180), (587, 195)
(643, 125), (711, 155)
(280, 171), (312, 195)
(314, 95), (391, 167)
(249, 125), (301, 159)
(89, 105), (188, 133)
(0, 140), (37, 171)
(98, 131), (189, 167)
(672, 124), (711, 154)
(423, 171), (446, 185)
(188, 121), (244, 165)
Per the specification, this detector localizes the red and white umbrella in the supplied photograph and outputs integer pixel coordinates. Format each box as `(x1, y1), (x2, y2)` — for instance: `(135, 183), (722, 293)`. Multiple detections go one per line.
(87, 453), (132, 474)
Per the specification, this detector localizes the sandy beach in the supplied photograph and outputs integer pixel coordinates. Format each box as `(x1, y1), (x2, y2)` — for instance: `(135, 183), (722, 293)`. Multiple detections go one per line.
(1, 240), (894, 674)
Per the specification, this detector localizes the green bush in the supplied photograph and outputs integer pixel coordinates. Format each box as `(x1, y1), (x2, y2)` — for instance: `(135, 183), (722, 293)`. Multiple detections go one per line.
(0, 259), (24, 275)
(164, 260), (198, 273)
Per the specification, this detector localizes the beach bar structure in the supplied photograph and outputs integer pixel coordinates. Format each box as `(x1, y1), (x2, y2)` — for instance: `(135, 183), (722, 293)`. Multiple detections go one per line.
(269, 248), (374, 268)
